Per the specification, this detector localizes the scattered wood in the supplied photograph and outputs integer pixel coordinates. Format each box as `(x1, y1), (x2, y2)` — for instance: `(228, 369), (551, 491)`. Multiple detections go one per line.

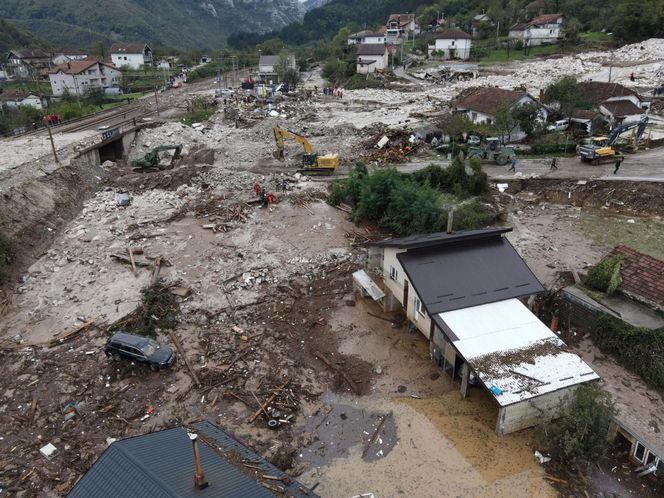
(313, 350), (361, 395)
(248, 381), (289, 424)
(367, 312), (395, 323)
(110, 253), (152, 267)
(169, 286), (192, 298)
(50, 317), (98, 346)
(362, 411), (392, 458)
(150, 256), (163, 286)
(168, 330), (201, 387)
(128, 247), (137, 276)
(261, 482), (286, 494)
(251, 390), (271, 419)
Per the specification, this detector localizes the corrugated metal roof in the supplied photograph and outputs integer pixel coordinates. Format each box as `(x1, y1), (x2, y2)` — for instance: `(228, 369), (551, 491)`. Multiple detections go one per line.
(68, 422), (318, 498)
(438, 299), (599, 406)
(397, 234), (543, 314)
(372, 228), (512, 249)
(353, 270), (386, 300)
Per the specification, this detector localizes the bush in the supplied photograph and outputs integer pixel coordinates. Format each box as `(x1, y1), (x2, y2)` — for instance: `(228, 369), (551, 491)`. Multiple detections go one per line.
(584, 255), (624, 295)
(109, 282), (179, 338)
(0, 232), (12, 280)
(536, 384), (615, 470)
(591, 314), (664, 390)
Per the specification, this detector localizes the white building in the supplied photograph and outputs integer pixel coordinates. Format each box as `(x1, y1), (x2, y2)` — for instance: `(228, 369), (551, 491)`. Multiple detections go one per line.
(356, 44), (389, 74)
(366, 229), (599, 435)
(0, 90), (43, 109)
(347, 30), (387, 45)
(428, 28), (472, 59)
(110, 43), (153, 70)
(48, 60), (122, 97)
(6, 49), (51, 78)
(258, 54), (297, 84)
(509, 13), (564, 46)
(51, 49), (89, 66)
(455, 86), (548, 140)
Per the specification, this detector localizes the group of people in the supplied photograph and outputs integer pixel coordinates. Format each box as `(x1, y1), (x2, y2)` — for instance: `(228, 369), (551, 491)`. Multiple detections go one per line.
(253, 183), (275, 208)
(507, 156), (624, 174)
(315, 86), (344, 98)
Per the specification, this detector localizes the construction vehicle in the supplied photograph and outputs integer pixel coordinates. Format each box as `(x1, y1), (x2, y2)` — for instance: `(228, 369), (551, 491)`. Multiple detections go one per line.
(577, 117), (648, 164)
(131, 145), (183, 171)
(467, 136), (516, 165)
(272, 125), (338, 174)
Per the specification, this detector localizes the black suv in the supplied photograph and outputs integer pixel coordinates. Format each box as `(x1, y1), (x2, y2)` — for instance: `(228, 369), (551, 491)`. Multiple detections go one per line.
(105, 331), (176, 371)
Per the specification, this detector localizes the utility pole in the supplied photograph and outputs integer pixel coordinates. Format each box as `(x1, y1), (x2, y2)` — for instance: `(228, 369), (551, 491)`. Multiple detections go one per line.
(154, 86), (160, 116)
(46, 120), (60, 164)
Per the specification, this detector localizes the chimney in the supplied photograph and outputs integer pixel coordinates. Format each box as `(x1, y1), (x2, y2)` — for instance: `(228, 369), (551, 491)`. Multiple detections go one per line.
(189, 433), (208, 490)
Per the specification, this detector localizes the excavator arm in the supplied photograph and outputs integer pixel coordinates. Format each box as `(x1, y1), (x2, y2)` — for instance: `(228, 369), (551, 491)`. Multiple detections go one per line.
(272, 125), (314, 161)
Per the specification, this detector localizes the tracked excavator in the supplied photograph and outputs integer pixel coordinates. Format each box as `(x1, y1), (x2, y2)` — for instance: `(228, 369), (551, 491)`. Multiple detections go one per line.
(131, 145), (183, 171)
(272, 125), (338, 174)
(577, 117), (648, 164)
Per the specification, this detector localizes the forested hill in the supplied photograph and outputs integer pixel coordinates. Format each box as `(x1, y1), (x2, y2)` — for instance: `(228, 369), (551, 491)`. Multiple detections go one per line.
(229, 0), (429, 48)
(0, 0), (305, 50)
(0, 20), (49, 55)
(229, 0), (664, 48)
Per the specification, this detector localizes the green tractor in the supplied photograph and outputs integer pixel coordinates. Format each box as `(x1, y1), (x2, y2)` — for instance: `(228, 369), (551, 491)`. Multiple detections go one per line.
(131, 145), (183, 171)
(467, 137), (515, 165)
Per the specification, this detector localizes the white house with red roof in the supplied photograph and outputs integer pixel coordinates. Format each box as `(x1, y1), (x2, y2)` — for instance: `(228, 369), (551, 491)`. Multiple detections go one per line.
(110, 43), (153, 70)
(509, 13), (564, 46)
(48, 60), (122, 97)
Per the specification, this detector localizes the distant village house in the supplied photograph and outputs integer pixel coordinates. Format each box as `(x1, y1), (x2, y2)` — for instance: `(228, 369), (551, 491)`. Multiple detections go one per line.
(509, 13), (564, 46)
(356, 44), (389, 74)
(6, 49), (51, 78)
(258, 54), (297, 84)
(51, 48), (89, 66)
(48, 60), (122, 97)
(428, 28), (472, 59)
(110, 43), (153, 70)
(347, 29), (387, 45)
(0, 89), (43, 109)
(386, 13), (419, 43)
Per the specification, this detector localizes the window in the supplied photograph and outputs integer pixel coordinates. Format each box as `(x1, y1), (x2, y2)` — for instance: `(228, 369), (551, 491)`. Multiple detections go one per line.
(634, 442), (646, 462)
(389, 266), (398, 281)
(415, 297), (424, 316)
(451, 41), (455, 46)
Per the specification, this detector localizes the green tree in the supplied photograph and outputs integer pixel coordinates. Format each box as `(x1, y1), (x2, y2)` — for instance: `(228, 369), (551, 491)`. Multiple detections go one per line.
(611, 0), (664, 42)
(510, 103), (543, 138)
(494, 104), (519, 143)
(282, 68), (301, 90)
(537, 384), (616, 470)
(543, 75), (590, 119)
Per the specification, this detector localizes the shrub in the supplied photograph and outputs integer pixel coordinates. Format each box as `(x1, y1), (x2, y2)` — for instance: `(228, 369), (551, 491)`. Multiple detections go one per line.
(584, 255), (624, 295)
(109, 282), (179, 338)
(0, 232), (11, 280)
(536, 383), (615, 470)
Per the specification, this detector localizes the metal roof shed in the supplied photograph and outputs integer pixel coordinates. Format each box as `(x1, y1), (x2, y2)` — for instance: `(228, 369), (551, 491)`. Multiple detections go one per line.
(437, 298), (600, 434)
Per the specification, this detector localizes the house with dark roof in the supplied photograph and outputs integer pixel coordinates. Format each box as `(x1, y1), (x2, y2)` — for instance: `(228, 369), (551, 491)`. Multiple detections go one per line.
(68, 421), (318, 498)
(110, 43), (153, 70)
(570, 108), (606, 136)
(0, 89), (43, 109)
(578, 81), (650, 125)
(509, 13), (564, 46)
(6, 49), (51, 78)
(258, 54), (296, 84)
(347, 29), (387, 45)
(48, 60), (122, 97)
(455, 87), (548, 140)
(367, 228), (598, 435)
(385, 13), (419, 43)
(428, 28), (472, 59)
(356, 44), (389, 74)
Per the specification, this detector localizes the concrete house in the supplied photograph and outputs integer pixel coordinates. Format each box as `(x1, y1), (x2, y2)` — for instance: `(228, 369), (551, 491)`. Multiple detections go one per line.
(110, 43), (153, 70)
(258, 54), (296, 84)
(51, 48), (89, 66)
(455, 87), (548, 140)
(48, 60), (122, 97)
(347, 30), (387, 45)
(428, 28), (472, 59)
(578, 81), (650, 125)
(509, 13), (564, 46)
(6, 49), (51, 78)
(367, 229), (599, 435)
(0, 89), (43, 109)
(356, 44), (389, 74)
(386, 13), (419, 43)
(68, 421), (318, 497)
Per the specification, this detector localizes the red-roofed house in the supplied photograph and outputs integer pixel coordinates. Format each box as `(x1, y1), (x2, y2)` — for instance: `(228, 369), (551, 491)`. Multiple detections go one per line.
(110, 43), (153, 70)
(0, 89), (43, 109)
(428, 28), (472, 59)
(386, 13), (419, 43)
(48, 60), (122, 96)
(509, 13), (564, 46)
(607, 245), (664, 311)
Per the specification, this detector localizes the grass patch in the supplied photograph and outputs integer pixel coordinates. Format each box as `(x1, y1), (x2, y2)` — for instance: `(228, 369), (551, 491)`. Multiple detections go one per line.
(108, 282), (179, 338)
(0, 79), (52, 96)
(581, 214), (664, 261)
(480, 44), (560, 63)
(578, 32), (612, 43)
(181, 96), (217, 125)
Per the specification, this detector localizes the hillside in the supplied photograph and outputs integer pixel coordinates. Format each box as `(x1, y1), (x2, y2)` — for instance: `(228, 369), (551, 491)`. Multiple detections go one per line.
(0, 0), (305, 50)
(0, 19), (49, 55)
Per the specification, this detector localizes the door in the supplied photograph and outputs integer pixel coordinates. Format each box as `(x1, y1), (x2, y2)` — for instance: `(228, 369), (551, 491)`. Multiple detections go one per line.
(403, 280), (409, 312)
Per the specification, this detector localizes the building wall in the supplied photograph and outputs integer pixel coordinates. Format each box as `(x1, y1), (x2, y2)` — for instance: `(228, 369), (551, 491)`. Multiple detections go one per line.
(49, 64), (122, 96)
(429, 38), (472, 59)
(356, 53), (388, 74)
(111, 53), (145, 70)
(496, 386), (578, 435)
(21, 96), (42, 109)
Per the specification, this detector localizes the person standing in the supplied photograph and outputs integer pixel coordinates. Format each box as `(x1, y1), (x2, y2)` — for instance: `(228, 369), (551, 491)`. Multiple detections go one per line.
(550, 157), (557, 170)
(614, 157), (623, 175)
(509, 158), (517, 172)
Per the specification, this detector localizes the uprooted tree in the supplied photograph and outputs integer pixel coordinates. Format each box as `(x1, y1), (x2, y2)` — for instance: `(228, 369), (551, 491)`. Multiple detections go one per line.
(536, 383), (616, 471)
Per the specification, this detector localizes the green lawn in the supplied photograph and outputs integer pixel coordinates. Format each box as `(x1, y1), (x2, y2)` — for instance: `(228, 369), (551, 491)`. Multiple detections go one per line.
(0, 79), (52, 96)
(578, 32), (612, 43)
(480, 44), (561, 63)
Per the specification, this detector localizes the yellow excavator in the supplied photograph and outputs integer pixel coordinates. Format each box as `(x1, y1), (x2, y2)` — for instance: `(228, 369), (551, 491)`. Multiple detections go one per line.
(272, 125), (338, 174)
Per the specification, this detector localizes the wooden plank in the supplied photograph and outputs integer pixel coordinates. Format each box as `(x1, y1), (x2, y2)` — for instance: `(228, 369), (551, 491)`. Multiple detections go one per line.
(128, 247), (138, 276)
(168, 330), (201, 387)
(313, 350), (361, 395)
(150, 255), (162, 286)
(50, 317), (98, 346)
(248, 381), (289, 424)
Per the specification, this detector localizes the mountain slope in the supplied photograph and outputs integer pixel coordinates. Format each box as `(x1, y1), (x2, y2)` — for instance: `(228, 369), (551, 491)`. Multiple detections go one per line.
(0, 19), (49, 54)
(0, 0), (305, 50)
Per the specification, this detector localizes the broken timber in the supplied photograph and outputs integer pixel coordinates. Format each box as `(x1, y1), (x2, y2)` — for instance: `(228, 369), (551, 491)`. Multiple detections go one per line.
(248, 381), (289, 424)
(362, 411), (392, 458)
(313, 350), (361, 395)
(168, 330), (201, 387)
